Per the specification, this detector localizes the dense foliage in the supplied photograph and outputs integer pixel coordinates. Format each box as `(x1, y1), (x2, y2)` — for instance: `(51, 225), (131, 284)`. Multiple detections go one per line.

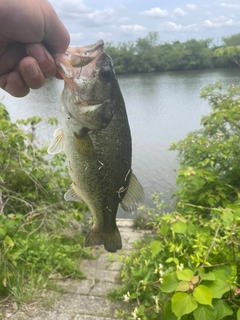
(0, 104), (90, 308)
(105, 32), (240, 74)
(109, 83), (240, 319)
(214, 33), (240, 67)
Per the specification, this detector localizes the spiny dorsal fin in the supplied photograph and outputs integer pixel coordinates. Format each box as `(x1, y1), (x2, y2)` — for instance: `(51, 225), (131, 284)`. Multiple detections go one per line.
(120, 172), (144, 213)
(64, 184), (84, 203)
(47, 127), (65, 155)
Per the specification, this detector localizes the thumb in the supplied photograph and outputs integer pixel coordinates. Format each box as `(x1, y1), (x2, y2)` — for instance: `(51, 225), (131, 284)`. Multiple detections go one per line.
(42, 2), (70, 53)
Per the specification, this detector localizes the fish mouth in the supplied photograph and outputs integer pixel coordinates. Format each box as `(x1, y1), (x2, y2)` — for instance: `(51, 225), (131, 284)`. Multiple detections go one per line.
(54, 40), (104, 82)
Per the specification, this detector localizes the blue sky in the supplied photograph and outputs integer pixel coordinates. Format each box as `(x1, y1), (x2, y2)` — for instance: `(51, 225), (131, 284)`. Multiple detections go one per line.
(48, 0), (240, 45)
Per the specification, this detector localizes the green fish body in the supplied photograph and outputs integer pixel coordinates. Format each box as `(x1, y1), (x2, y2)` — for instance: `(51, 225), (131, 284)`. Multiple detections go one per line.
(48, 40), (144, 252)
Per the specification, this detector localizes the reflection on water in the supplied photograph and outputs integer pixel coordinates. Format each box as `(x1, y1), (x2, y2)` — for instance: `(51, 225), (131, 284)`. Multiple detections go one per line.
(1, 68), (240, 217)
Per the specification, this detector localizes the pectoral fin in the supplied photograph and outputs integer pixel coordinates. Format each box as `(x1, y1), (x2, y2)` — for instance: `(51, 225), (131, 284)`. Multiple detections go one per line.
(73, 130), (95, 160)
(64, 184), (84, 203)
(47, 128), (65, 154)
(120, 172), (144, 213)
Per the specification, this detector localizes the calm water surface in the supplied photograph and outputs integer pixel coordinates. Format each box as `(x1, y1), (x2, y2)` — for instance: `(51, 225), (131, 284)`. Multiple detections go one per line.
(1, 68), (240, 217)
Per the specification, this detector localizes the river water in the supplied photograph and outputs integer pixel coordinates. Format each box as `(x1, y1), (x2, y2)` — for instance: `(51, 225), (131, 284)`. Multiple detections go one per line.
(1, 68), (240, 217)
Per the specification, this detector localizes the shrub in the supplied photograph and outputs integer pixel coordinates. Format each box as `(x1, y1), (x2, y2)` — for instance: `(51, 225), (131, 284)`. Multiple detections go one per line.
(0, 104), (90, 305)
(108, 83), (240, 319)
(170, 82), (240, 214)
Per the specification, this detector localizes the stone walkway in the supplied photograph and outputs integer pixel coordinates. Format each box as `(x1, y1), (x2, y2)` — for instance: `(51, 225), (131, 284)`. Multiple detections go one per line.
(7, 219), (149, 320)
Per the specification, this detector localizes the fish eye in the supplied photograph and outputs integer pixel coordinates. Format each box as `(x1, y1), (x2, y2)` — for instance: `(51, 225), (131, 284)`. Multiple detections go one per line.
(99, 66), (112, 81)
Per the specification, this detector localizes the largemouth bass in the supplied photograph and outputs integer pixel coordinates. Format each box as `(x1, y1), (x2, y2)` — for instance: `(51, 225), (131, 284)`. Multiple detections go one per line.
(48, 40), (144, 252)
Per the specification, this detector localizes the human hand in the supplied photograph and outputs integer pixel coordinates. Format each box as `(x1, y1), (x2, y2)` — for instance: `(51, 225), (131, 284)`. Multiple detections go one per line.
(0, 0), (70, 97)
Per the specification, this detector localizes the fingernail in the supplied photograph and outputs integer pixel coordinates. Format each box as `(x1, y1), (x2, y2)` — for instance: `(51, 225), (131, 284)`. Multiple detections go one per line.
(25, 62), (39, 78)
(35, 45), (47, 63)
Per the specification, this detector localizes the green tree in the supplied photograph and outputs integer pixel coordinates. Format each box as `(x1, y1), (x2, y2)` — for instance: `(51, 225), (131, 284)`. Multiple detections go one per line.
(105, 32), (239, 73)
(214, 33), (240, 67)
(164, 41), (189, 70)
(184, 39), (213, 69)
(134, 32), (160, 73)
(106, 41), (136, 73)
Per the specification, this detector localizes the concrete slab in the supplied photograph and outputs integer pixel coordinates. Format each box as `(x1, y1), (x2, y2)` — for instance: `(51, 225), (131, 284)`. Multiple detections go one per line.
(9, 310), (72, 320)
(54, 294), (123, 318)
(90, 281), (120, 297)
(74, 316), (113, 320)
(57, 279), (93, 295)
(107, 262), (122, 271)
(80, 262), (119, 282)
(117, 219), (134, 227)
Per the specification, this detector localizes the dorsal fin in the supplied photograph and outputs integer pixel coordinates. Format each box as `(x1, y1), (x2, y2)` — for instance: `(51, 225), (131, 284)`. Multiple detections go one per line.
(47, 127), (65, 155)
(120, 172), (144, 213)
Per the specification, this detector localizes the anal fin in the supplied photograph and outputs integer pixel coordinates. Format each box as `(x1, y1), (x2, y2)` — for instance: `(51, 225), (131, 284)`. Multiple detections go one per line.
(64, 184), (84, 203)
(120, 171), (144, 213)
(47, 127), (65, 155)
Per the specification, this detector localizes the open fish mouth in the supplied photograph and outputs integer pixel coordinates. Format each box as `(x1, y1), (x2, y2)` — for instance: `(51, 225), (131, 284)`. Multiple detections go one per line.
(54, 40), (104, 81)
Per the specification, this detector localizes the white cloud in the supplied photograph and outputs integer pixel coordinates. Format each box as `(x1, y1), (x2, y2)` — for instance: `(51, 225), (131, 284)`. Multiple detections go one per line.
(48, 0), (240, 44)
(140, 7), (169, 18)
(57, 0), (92, 15)
(119, 24), (147, 35)
(186, 4), (197, 10)
(220, 1), (240, 9)
(85, 8), (115, 26)
(173, 8), (187, 17)
(56, 1), (115, 27)
(70, 32), (85, 42)
(203, 16), (240, 27)
(119, 16), (131, 23)
(92, 31), (112, 40)
(162, 22), (198, 32)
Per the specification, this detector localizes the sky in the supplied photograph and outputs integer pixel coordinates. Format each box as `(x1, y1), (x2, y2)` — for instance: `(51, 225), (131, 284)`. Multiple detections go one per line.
(48, 0), (240, 46)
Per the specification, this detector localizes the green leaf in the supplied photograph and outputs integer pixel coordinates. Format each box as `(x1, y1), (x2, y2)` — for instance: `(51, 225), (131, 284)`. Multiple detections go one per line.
(171, 221), (187, 234)
(4, 235), (14, 248)
(237, 308), (240, 320)
(150, 240), (163, 258)
(221, 209), (234, 224)
(172, 292), (198, 318)
(212, 299), (233, 320)
(207, 197), (215, 206)
(198, 267), (215, 281)
(193, 305), (216, 320)
(176, 269), (194, 281)
(163, 300), (178, 320)
(191, 275), (199, 284)
(159, 222), (169, 236)
(0, 227), (7, 237)
(187, 222), (198, 235)
(176, 280), (190, 292)
(165, 257), (179, 265)
(193, 285), (212, 306)
(161, 272), (179, 293)
(207, 279), (230, 299)
(213, 267), (232, 281)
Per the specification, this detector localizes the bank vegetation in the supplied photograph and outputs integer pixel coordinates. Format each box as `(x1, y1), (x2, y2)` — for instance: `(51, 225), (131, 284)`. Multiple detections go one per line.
(105, 32), (240, 74)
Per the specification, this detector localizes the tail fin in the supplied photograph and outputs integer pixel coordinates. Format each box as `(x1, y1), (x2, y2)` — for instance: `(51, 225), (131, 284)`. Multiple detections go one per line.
(85, 227), (122, 253)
